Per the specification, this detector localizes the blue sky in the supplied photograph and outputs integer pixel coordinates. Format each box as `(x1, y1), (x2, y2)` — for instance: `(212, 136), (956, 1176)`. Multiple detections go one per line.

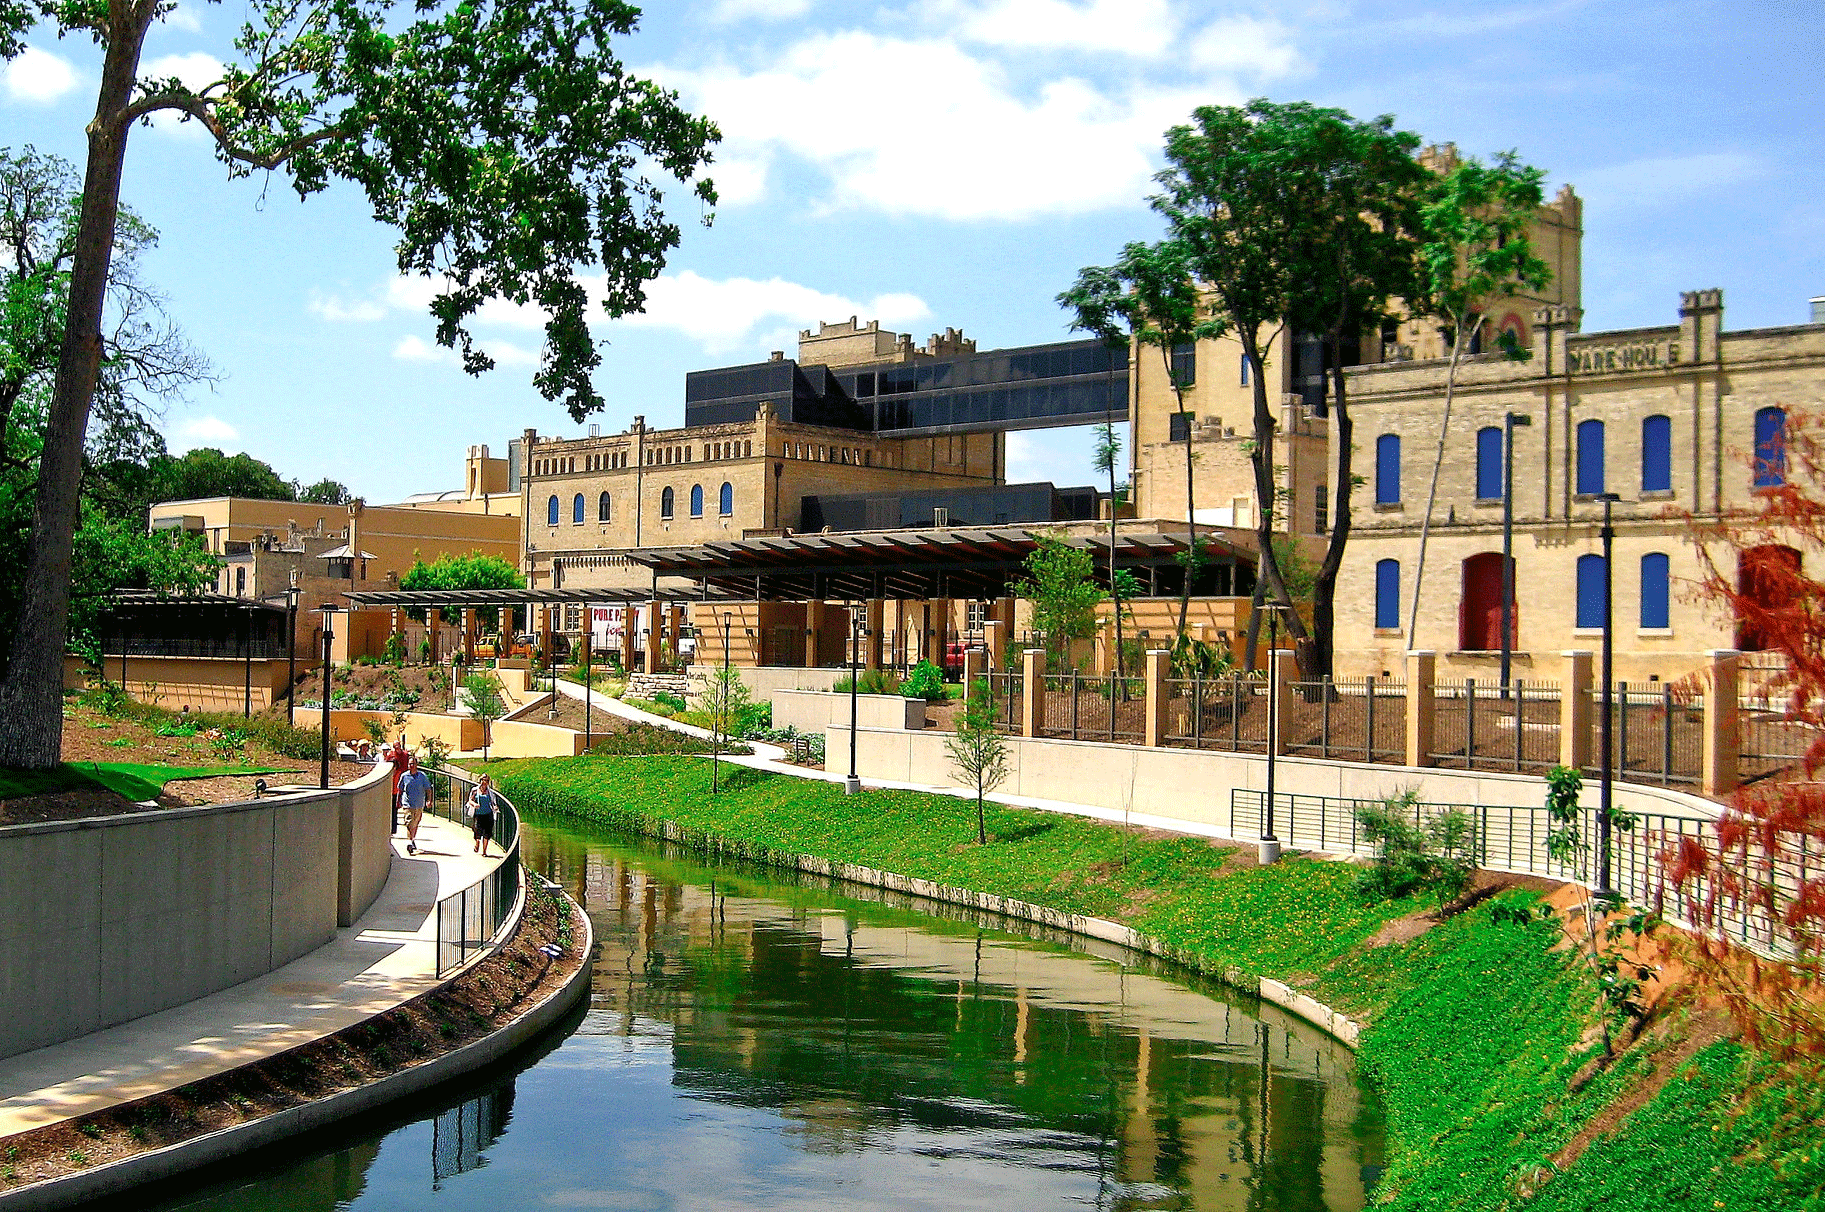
(3, 0), (1821, 503)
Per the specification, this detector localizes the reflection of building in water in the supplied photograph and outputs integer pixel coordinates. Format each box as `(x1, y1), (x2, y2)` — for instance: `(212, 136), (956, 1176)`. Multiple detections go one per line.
(431, 1083), (515, 1188)
(522, 838), (1383, 1211)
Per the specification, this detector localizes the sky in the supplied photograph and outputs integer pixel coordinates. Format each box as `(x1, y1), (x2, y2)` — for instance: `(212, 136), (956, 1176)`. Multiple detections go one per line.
(3, 0), (1821, 503)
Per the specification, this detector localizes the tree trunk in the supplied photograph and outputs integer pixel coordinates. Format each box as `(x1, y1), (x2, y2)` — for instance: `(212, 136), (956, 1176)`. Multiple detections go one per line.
(1167, 347), (1196, 645)
(1310, 329), (1356, 679)
(0, 20), (148, 769)
(1241, 327), (1310, 674)
(1405, 315), (1474, 648)
(1106, 413), (1125, 688)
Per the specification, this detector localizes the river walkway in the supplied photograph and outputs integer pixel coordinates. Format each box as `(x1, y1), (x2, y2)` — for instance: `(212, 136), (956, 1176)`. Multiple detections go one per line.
(0, 814), (501, 1139)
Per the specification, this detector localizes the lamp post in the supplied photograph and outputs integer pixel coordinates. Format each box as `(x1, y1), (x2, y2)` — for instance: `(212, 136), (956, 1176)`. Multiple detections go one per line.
(1260, 606), (1285, 863)
(284, 577), (299, 713)
(583, 603), (593, 752)
(1499, 412), (1533, 692)
(714, 611), (732, 795)
(317, 604), (339, 790)
(846, 605), (863, 796)
(1597, 491), (1622, 898)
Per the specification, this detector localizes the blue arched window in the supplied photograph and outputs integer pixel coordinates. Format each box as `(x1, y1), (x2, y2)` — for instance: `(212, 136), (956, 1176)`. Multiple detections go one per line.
(1576, 419), (1606, 496)
(598, 491), (611, 522)
(689, 484), (704, 518)
(546, 494), (559, 526)
(572, 493), (585, 524)
(1375, 434), (1401, 505)
(1640, 553), (1670, 629)
(1374, 559), (1400, 630)
(1641, 415), (1672, 493)
(720, 482), (734, 516)
(1576, 553), (1607, 628)
(1754, 406), (1787, 488)
(1475, 426), (1503, 499)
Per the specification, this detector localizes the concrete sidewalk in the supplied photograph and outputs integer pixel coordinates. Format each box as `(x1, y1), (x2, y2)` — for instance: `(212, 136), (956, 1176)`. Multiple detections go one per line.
(0, 815), (503, 1139)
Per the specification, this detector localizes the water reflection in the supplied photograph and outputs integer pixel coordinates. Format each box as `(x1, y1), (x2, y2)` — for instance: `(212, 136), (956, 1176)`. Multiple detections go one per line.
(153, 819), (1381, 1211)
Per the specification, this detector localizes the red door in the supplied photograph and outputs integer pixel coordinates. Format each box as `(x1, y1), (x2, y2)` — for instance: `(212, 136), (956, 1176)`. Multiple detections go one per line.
(1459, 553), (1514, 651)
(1736, 545), (1801, 651)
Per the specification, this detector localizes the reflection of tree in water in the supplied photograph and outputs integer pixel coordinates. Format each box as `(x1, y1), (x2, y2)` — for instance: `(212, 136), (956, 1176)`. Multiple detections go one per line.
(430, 1083), (514, 1188)
(518, 825), (1384, 1212)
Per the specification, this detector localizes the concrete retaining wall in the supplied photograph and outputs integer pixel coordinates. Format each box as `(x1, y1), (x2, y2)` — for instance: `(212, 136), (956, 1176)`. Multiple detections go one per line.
(692, 664), (845, 700)
(486, 719), (585, 757)
(0, 765), (392, 1062)
(293, 708), (484, 753)
(773, 689), (924, 733)
(833, 725), (1720, 833)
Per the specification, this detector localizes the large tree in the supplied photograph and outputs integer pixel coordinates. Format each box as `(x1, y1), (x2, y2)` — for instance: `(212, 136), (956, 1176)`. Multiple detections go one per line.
(1279, 111), (1428, 677)
(0, 0), (719, 767)
(1152, 101), (1321, 672)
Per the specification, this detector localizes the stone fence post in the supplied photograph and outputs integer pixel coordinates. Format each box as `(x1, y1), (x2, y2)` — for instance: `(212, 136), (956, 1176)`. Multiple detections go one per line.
(961, 648), (986, 691)
(984, 619), (1006, 670)
(1561, 650), (1593, 771)
(1143, 649), (1171, 747)
(1021, 649), (1045, 739)
(1703, 649), (1741, 798)
(1405, 651), (1436, 768)
(1269, 648), (1296, 757)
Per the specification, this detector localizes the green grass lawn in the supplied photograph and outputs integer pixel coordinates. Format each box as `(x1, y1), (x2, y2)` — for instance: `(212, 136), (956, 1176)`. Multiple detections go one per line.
(2, 762), (298, 804)
(487, 754), (1825, 1212)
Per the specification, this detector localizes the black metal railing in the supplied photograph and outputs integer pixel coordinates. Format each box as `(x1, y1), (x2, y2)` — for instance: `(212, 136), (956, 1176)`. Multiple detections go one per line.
(1038, 671), (1146, 743)
(1583, 684), (1703, 787)
(1429, 679), (1563, 774)
(986, 670), (1023, 734)
(1282, 676), (1407, 764)
(102, 637), (289, 660)
(1739, 699), (1816, 784)
(432, 766), (522, 977)
(1162, 675), (1270, 752)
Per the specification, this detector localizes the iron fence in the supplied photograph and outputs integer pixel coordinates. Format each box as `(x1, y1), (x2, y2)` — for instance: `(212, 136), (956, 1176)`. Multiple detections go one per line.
(433, 767), (522, 977)
(1282, 677), (1407, 764)
(1739, 701), (1817, 785)
(1162, 675), (1271, 752)
(1229, 787), (1805, 959)
(1038, 672), (1147, 743)
(1429, 679), (1562, 773)
(985, 670), (1023, 734)
(1581, 683), (1704, 787)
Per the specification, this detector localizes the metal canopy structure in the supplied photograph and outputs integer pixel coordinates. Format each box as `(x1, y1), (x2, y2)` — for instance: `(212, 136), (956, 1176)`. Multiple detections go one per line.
(343, 586), (717, 608)
(626, 526), (1253, 601)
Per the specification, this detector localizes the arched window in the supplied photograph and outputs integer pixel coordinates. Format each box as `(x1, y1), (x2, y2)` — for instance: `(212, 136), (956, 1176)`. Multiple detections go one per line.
(1754, 406), (1787, 488)
(546, 495), (559, 526)
(660, 486), (675, 519)
(690, 484), (704, 518)
(1640, 553), (1670, 629)
(1374, 559), (1400, 630)
(1576, 553), (1607, 629)
(235, 567), (246, 596)
(1459, 553), (1513, 650)
(1375, 434), (1401, 504)
(1576, 419), (1606, 496)
(598, 492), (611, 522)
(1641, 415), (1672, 493)
(1475, 426), (1503, 499)
(719, 482), (733, 516)
(572, 493), (585, 524)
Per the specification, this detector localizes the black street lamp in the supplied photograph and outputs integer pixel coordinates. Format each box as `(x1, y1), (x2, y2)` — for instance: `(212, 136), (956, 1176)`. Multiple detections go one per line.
(316, 603), (340, 789)
(583, 604), (593, 752)
(1500, 411), (1533, 692)
(284, 577), (300, 713)
(1261, 605), (1286, 864)
(715, 611), (733, 795)
(1597, 491), (1622, 898)
(846, 605), (865, 796)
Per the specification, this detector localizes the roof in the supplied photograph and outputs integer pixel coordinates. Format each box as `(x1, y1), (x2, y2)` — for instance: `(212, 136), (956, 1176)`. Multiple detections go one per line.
(315, 545), (377, 560)
(105, 590), (287, 614)
(626, 525), (1250, 600)
(344, 586), (720, 608)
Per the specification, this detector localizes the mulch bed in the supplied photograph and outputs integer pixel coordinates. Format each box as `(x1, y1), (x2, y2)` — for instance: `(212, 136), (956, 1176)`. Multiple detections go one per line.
(529, 697), (634, 736)
(0, 882), (584, 1192)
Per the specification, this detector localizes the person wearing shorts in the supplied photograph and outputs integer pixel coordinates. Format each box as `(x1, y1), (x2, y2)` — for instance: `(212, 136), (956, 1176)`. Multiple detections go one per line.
(468, 774), (497, 856)
(398, 757), (432, 855)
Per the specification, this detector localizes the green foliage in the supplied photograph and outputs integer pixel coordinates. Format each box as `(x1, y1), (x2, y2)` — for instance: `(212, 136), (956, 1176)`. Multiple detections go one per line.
(359, 717), (390, 746)
(1418, 150), (1554, 344)
(898, 660), (948, 703)
(1058, 239), (1203, 393)
(297, 478), (351, 505)
(653, 690), (688, 713)
(1169, 633), (1235, 679)
(1012, 534), (1106, 669)
(80, 679), (130, 717)
(586, 723), (737, 757)
(1270, 533), (1317, 607)
(944, 677), (1010, 844)
(1354, 790), (1476, 910)
(400, 552), (524, 626)
(381, 632), (406, 667)
(745, 725), (821, 764)
(833, 667), (903, 696)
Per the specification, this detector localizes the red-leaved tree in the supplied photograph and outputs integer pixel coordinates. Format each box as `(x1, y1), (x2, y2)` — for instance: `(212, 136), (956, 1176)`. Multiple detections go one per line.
(1660, 406), (1825, 1060)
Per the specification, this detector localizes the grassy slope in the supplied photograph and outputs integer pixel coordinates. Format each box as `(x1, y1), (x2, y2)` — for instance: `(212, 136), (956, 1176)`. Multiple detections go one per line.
(490, 755), (1825, 1211)
(2, 762), (294, 803)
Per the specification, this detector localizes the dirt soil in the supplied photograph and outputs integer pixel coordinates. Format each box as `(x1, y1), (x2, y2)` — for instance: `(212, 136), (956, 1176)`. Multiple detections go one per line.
(290, 663), (447, 708)
(534, 697), (635, 735)
(1363, 869), (1566, 948)
(0, 884), (584, 1192)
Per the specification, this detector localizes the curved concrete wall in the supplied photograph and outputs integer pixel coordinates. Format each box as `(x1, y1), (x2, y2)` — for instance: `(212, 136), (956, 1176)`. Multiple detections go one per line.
(0, 765), (392, 1062)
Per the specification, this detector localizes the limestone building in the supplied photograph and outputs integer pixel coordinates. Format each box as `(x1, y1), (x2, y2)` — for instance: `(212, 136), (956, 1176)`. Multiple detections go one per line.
(1331, 289), (1825, 681)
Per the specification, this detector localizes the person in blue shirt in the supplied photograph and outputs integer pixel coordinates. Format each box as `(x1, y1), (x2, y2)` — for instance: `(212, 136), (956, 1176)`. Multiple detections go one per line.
(398, 756), (432, 856)
(467, 774), (498, 857)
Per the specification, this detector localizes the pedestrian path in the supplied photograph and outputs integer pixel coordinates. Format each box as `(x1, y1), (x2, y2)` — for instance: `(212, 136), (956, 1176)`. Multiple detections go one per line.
(0, 815), (503, 1139)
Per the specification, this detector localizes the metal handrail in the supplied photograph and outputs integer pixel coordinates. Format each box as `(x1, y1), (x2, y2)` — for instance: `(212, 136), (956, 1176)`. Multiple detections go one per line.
(430, 766), (523, 977)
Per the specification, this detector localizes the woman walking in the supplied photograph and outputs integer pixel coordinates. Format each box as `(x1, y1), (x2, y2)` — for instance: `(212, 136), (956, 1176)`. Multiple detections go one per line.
(467, 774), (498, 857)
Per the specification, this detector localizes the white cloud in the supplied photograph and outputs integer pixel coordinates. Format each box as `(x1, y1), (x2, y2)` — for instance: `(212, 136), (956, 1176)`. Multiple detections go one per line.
(706, 0), (812, 22)
(142, 51), (224, 90)
(392, 334), (450, 363)
(654, 32), (1232, 220)
(1574, 152), (1766, 208)
(175, 415), (239, 446)
(392, 332), (539, 368)
(616, 270), (931, 353)
(4, 47), (78, 104)
(308, 292), (387, 322)
(162, 3), (203, 32)
(947, 0), (1179, 58)
(1189, 16), (1304, 77)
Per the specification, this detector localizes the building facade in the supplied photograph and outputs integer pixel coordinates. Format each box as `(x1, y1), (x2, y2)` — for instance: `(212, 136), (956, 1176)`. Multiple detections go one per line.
(1331, 289), (1825, 681)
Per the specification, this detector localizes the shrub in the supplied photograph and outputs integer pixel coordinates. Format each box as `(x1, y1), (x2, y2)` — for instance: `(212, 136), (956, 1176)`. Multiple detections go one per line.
(1354, 790), (1476, 910)
(899, 660), (948, 703)
(654, 690), (688, 713)
(81, 680), (130, 717)
(833, 668), (902, 696)
(586, 724), (749, 757)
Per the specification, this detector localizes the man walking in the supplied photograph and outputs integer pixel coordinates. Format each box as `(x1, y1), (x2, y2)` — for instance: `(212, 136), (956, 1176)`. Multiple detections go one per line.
(386, 733), (412, 834)
(398, 755), (432, 856)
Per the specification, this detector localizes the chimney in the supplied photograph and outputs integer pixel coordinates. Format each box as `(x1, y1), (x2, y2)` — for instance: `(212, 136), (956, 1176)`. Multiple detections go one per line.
(1812, 296), (1825, 324)
(589, 423), (600, 437)
(769, 350), (785, 362)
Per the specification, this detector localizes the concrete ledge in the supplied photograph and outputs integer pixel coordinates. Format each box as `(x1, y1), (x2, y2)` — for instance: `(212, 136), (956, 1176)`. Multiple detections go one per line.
(641, 818), (1366, 1052)
(0, 891), (592, 1212)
